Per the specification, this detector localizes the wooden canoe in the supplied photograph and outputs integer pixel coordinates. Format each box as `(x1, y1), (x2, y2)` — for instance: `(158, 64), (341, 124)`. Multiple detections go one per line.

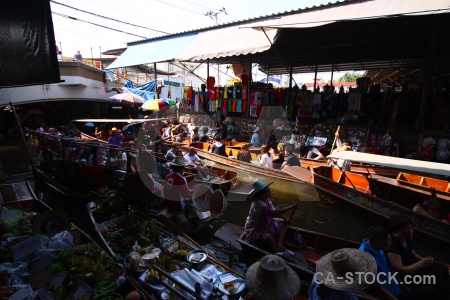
(214, 223), (377, 300)
(299, 157), (442, 178)
(187, 142), (313, 184)
(0, 182), (144, 299)
(306, 166), (450, 249)
(395, 172), (450, 201)
(86, 209), (250, 300)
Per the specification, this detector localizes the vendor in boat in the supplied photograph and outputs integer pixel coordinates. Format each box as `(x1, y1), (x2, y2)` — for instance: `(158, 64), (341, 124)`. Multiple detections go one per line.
(211, 136), (228, 157)
(108, 127), (125, 146)
(308, 248), (376, 300)
(306, 139), (326, 160)
(328, 132), (352, 171)
(163, 161), (192, 214)
(243, 180), (298, 253)
(184, 147), (204, 167)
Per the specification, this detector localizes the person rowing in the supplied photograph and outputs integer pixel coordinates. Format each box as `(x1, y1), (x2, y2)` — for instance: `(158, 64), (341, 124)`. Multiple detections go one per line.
(242, 180), (298, 253)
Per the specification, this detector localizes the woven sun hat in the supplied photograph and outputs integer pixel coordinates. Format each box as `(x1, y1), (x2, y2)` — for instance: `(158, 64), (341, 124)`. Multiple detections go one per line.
(109, 127), (120, 135)
(249, 180), (274, 196)
(253, 126), (261, 133)
(192, 184), (213, 212)
(337, 145), (352, 152)
(209, 190), (227, 219)
(316, 248), (377, 291)
(437, 138), (450, 150)
(246, 254), (300, 300)
(312, 139), (326, 147)
(436, 149), (449, 161)
(224, 116), (233, 124)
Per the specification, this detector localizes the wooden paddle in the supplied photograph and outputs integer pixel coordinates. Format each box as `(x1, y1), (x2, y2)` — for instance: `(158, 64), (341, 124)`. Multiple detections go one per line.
(330, 125), (341, 152)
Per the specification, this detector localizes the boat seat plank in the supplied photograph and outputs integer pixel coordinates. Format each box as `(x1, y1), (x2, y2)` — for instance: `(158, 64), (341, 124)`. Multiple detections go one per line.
(214, 223), (243, 250)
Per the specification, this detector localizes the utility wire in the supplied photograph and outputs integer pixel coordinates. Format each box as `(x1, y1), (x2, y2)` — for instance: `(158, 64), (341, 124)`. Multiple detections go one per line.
(154, 0), (205, 15)
(51, 0), (169, 35)
(178, 0), (215, 10)
(52, 11), (148, 39)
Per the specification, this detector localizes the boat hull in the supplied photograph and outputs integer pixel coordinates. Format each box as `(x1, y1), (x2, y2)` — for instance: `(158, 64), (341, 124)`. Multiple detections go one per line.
(187, 142), (311, 183)
(311, 166), (450, 249)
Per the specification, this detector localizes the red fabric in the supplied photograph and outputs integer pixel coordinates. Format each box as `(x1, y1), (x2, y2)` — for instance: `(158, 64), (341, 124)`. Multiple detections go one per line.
(241, 74), (249, 86)
(242, 100), (247, 113)
(164, 172), (190, 212)
(207, 77), (215, 90)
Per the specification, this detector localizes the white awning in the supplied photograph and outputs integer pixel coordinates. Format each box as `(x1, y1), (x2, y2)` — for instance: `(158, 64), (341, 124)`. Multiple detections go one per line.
(260, 0), (450, 29)
(106, 34), (197, 69)
(177, 19), (278, 62)
(328, 151), (450, 177)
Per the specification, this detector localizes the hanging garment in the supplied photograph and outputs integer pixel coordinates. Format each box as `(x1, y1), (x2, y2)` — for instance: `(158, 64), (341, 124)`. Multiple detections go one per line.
(236, 99), (243, 113)
(241, 85), (247, 100)
(207, 76), (215, 90)
(250, 91), (257, 106)
(242, 100), (248, 114)
(235, 85), (241, 99)
(231, 99), (237, 112)
(227, 99), (233, 112)
(223, 86), (228, 99)
(348, 92), (362, 111)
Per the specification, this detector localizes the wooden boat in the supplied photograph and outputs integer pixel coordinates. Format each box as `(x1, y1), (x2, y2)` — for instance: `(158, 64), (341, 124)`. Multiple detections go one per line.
(151, 147), (254, 200)
(299, 156), (443, 178)
(214, 223), (376, 300)
(186, 142), (313, 184)
(86, 207), (251, 300)
(302, 165), (450, 249)
(395, 172), (450, 200)
(0, 181), (142, 299)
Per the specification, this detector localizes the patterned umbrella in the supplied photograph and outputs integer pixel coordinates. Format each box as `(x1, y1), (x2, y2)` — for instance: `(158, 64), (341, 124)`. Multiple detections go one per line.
(108, 92), (146, 105)
(141, 98), (176, 111)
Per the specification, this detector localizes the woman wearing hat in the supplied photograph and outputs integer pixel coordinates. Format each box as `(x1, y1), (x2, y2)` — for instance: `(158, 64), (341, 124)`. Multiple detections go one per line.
(243, 180), (297, 253)
(245, 254), (301, 300)
(308, 248), (377, 300)
(108, 127), (125, 146)
(307, 140), (326, 160)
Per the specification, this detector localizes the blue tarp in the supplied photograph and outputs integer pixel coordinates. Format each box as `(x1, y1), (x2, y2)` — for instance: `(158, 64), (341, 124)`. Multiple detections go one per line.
(106, 33), (197, 69)
(123, 80), (156, 100)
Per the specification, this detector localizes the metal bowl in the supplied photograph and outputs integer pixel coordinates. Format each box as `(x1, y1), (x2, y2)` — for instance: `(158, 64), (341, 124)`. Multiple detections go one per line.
(186, 249), (208, 265)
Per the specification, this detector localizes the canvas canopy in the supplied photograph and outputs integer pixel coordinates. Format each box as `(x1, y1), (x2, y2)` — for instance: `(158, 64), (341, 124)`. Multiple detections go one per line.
(106, 34), (197, 69)
(259, 0), (450, 29)
(177, 19), (278, 62)
(106, 20), (277, 69)
(327, 152), (450, 177)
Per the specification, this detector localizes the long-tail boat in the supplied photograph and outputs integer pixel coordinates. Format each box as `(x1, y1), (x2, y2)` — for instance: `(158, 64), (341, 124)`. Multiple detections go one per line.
(186, 142), (313, 184)
(284, 152), (450, 249)
(395, 172), (450, 200)
(299, 156), (445, 178)
(0, 181), (141, 299)
(214, 223), (378, 300)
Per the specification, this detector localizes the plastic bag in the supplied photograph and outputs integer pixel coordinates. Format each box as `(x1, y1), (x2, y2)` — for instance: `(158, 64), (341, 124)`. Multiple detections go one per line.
(48, 231), (74, 249)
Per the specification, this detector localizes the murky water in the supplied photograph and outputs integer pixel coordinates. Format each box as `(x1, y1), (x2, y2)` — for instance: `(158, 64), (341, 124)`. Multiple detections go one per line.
(1, 136), (448, 277)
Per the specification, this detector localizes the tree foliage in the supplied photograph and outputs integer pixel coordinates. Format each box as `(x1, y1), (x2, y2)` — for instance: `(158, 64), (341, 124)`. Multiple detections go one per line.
(335, 72), (363, 83)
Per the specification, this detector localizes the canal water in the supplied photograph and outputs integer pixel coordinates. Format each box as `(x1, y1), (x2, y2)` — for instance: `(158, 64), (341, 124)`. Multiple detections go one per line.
(1, 136), (448, 278)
